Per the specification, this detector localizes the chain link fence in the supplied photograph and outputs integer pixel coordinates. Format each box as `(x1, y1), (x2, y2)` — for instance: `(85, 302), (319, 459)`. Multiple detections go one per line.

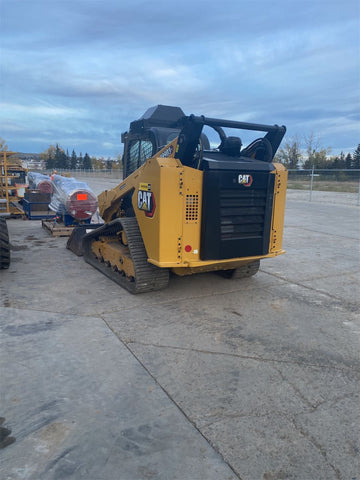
(38, 168), (360, 206)
(287, 169), (360, 206)
(42, 168), (123, 180)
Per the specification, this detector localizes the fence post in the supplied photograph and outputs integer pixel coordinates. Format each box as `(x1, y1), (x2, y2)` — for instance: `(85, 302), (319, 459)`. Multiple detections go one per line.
(358, 176), (360, 206)
(309, 166), (314, 202)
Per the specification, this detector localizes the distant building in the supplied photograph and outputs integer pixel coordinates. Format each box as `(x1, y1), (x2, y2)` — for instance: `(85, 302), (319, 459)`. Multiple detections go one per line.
(16, 153), (45, 170)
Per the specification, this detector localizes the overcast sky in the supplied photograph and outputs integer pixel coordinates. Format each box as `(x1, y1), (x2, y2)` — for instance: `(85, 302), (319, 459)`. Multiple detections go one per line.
(1, 0), (359, 157)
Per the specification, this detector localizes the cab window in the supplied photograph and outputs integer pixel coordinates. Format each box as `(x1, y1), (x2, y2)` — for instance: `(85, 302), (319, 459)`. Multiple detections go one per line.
(139, 140), (153, 164)
(127, 140), (140, 175)
(127, 139), (154, 176)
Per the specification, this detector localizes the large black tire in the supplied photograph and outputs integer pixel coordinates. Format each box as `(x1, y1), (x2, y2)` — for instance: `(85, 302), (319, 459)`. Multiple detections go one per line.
(0, 218), (10, 269)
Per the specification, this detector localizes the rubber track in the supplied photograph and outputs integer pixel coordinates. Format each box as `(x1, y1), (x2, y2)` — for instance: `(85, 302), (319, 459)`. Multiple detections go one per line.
(83, 217), (169, 294)
(232, 259), (260, 278)
(0, 218), (10, 269)
(219, 259), (260, 279)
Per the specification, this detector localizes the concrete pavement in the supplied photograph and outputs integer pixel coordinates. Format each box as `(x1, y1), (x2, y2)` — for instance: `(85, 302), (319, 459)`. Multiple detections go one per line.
(1, 186), (359, 480)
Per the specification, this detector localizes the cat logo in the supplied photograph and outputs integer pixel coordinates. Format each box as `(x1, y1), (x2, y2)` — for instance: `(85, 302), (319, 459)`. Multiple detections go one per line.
(238, 174), (253, 187)
(138, 184), (156, 217)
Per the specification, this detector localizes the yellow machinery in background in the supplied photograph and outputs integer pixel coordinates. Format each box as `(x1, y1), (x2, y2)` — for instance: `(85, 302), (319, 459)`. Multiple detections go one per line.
(74, 105), (287, 294)
(0, 151), (28, 217)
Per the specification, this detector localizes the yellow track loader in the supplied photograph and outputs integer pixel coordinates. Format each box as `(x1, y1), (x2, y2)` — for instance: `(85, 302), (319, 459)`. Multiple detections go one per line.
(77, 105), (287, 293)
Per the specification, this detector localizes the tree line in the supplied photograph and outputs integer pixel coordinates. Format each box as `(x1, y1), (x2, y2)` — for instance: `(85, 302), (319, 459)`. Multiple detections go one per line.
(1, 136), (359, 172)
(43, 139), (359, 171)
(41, 144), (121, 170)
(275, 135), (360, 170)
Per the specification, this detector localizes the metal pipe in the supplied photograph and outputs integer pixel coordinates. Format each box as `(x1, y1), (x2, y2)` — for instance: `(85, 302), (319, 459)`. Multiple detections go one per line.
(189, 114), (285, 133)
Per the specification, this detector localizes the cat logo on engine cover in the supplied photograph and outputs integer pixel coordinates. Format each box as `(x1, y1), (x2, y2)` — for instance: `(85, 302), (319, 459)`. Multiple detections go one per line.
(238, 174), (253, 187)
(138, 184), (156, 217)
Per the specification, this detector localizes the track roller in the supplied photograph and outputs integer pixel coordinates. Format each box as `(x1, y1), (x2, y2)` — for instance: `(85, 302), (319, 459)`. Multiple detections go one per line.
(82, 217), (169, 294)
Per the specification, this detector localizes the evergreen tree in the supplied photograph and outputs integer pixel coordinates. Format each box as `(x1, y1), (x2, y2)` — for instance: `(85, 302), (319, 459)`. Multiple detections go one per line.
(54, 144), (61, 169)
(66, 149), (70, 169)
(77, 152), (83, 169)
(329, 156), (339, 169)
(54, 144), (68, 169)
(345, 153), (352, 169)
(70, 150), (77, 170)
(45, 154), (55, 170)
(83, 153), (92, 170)
(353, 144), (360, 169)
(335, 152), (346, 169)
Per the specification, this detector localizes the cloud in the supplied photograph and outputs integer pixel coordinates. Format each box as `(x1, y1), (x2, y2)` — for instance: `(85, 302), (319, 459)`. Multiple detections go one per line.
(0, 0), (359, 156)
(0, 102), (83, 118)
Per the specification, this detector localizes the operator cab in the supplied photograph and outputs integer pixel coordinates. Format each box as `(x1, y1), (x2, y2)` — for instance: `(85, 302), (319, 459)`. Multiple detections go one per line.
(121, 105), (285, 179)
(121, 105), (210, 178)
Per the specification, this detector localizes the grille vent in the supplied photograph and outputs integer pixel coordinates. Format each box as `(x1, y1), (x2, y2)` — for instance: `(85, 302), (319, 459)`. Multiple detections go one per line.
(185, 195), (199, 222)
(220, 189), (266, 240)
(200, 168), (274, 260)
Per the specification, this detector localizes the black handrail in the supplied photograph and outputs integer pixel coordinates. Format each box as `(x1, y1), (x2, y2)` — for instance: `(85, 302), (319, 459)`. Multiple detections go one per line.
(188, 114), (286, 134)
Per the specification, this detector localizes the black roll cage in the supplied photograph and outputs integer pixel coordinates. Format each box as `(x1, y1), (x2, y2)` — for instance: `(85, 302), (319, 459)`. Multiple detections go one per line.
(122, 107), (286, 177)
(175, 114), (286, 167)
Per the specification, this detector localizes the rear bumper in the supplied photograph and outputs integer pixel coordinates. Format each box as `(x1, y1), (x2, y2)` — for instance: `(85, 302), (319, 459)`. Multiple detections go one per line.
(148, 249), (285, 275)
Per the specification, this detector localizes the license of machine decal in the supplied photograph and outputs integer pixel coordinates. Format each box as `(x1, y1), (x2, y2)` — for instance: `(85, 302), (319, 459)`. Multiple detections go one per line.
(238, 174), (253, 187)
(138, 185), (156, 217)
(159, 145), (174, 158)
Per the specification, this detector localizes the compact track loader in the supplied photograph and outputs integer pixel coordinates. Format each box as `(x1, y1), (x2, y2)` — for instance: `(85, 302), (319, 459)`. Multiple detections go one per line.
(78, 105), (287, 293)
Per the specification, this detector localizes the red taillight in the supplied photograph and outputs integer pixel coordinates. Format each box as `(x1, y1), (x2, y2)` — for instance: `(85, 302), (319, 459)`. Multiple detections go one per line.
(185, 245), (192, 253)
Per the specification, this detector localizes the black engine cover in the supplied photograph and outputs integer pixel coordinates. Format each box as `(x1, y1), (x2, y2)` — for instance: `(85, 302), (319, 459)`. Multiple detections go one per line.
(200, 156), (275, 260)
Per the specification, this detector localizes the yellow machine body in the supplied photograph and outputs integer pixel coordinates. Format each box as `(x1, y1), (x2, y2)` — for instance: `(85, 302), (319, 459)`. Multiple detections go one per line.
(78, 106), (287, 293)
(98, 141), (287, 277)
